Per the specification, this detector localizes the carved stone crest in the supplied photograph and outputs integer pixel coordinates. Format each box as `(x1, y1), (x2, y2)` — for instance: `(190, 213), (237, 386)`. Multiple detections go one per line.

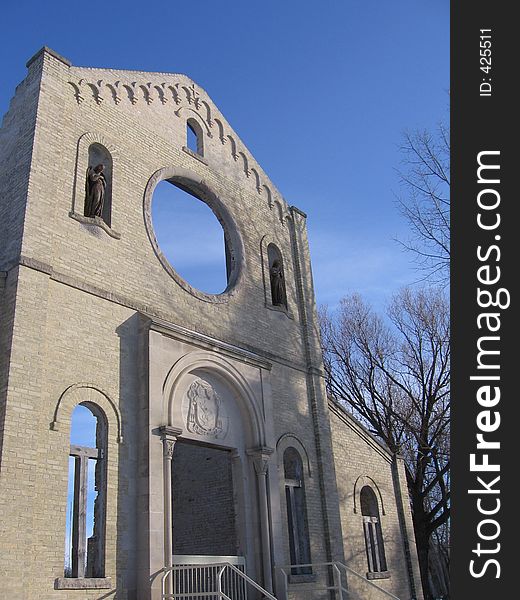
(186, 379), (228, 439)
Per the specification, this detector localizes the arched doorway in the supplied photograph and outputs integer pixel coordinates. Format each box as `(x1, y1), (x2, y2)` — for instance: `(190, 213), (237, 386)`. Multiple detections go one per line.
(160, 356), (274, 595)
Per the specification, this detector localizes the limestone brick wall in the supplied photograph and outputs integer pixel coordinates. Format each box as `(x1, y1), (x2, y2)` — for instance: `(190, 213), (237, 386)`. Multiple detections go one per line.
(0, 55), (43, 462)
(10, 48), (310, 368)
(1, 44), (429, 600)
(0, 47), (346, 600)
(0, 53), (41, 268)
(0, 269), (139, 599)
(272, 364), (332, 565)
(0, 267), (15, 459)
(329, 400), (424, 600)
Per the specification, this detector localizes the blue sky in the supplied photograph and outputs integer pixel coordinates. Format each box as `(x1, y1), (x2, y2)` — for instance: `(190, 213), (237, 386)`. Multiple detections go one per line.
(153, 182), (230, 295)
(1, 1), (449, 311)
(65, 405), (99, 570)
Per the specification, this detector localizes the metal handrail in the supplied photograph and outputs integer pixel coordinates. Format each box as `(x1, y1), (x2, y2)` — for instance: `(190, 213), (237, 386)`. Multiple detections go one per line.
(218, 562), (278, 600)
(277, 561), (402, 600)
(336, 562), (401, 600)
(276, 562), (348, 599)
(161, 561), (278, 600)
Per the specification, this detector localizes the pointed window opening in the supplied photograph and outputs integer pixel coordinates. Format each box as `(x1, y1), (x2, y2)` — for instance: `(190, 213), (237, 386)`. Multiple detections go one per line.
(360, 486), (388, 575)
(283, 447), (312, 575)
(64, 403), (107, 579)
(186, 119), (204, 156)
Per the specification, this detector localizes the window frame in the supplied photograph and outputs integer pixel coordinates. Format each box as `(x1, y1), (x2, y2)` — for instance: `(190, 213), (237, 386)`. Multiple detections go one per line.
(283, 447), (313, 578)
(63, 403), (108, 583)
(186, 117), (204, 156)
(360, 485), (389, 579)
(143, 167), (245, 303)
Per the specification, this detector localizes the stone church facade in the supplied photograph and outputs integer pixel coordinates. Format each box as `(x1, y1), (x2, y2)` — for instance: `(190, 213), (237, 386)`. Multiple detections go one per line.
(0, 48), (423, 600)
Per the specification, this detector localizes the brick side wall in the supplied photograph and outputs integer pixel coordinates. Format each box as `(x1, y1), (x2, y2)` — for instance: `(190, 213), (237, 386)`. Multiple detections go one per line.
(329, 401), (424, 600)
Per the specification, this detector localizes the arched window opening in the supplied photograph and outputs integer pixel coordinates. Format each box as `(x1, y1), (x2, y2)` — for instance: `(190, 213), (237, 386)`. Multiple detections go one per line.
(283, 447), (312, 575)
(84, 143), (113, 226)
(360, 486), (387, 575)
(152, 180), (231, 294)
(186, 118), (204, 156)
(268, 243), (287, 309)
(64, 403), (107, 579)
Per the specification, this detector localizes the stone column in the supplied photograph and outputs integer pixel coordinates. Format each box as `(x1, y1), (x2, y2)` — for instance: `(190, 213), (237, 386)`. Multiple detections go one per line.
(247, 446), (275, 593)
(159, 426), (182, 595)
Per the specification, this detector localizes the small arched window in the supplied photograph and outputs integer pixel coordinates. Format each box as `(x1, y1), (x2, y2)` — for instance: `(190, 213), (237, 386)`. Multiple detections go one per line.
(268, 243), (287, 309)
(64, 403), (107, 579)
(186, 118), (204, 156)
(360, 486), (387, 575)
(84, 143), (113, 226)
(283, 447), (311, 574)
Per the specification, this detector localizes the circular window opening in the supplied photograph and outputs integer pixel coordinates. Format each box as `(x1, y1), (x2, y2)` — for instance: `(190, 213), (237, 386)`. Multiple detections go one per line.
(151, 180), (232, 295)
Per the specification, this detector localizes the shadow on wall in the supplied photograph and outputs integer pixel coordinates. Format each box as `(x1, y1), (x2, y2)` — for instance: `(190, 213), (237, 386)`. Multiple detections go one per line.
(116, 313), (141, 598)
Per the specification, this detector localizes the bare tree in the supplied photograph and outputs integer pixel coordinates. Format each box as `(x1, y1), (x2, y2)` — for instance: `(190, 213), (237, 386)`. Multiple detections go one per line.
(397, 122), (450, 284)
(320, 287), (450, 600)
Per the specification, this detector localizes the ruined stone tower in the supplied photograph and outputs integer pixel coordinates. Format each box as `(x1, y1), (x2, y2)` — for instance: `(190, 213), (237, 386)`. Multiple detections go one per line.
(0, 48), (423, 600)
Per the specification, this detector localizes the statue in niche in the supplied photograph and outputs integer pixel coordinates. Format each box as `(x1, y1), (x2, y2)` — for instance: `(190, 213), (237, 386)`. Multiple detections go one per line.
(84, 163), (106, 219)
(270, 259), (287, 307)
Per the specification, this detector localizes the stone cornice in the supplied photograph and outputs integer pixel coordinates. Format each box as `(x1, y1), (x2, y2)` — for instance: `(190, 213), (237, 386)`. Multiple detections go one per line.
(148, 316), (272, 372)
(10, 255), (315, 375)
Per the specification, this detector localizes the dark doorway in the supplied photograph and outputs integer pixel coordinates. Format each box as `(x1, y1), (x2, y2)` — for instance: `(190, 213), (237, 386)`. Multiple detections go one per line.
(172, 441), (238, 556)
